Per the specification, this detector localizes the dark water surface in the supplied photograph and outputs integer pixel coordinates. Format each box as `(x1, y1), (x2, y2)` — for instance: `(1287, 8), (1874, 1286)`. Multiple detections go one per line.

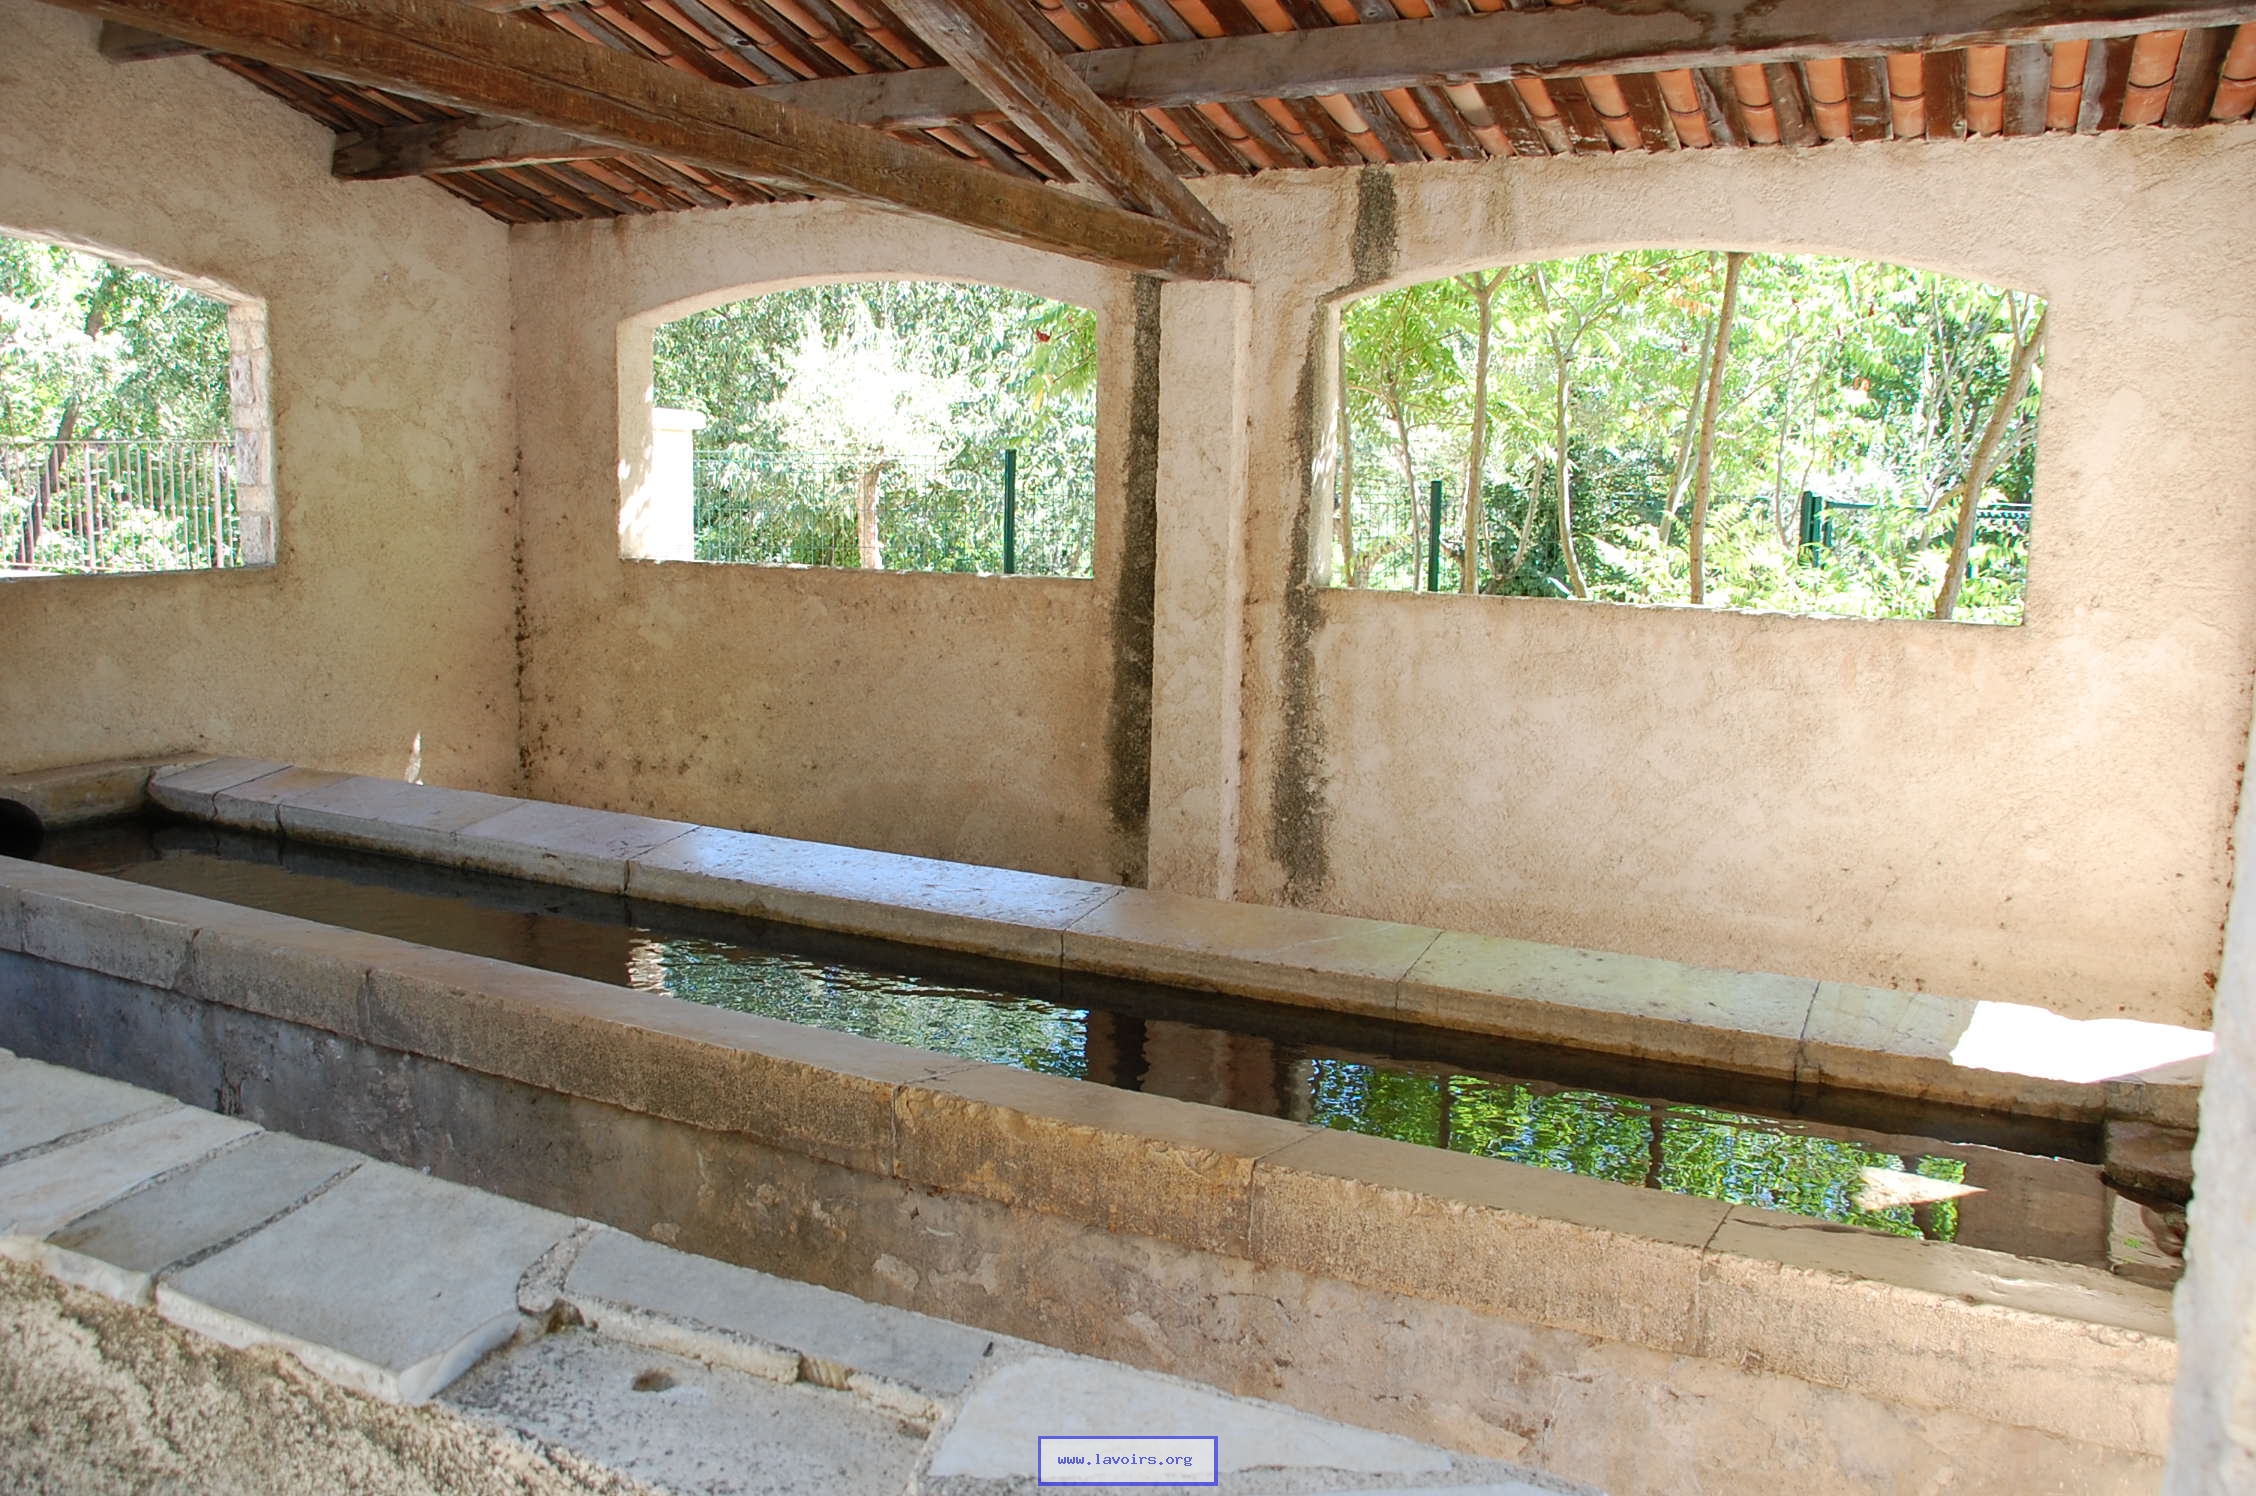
(36, 820), (2163, 1277)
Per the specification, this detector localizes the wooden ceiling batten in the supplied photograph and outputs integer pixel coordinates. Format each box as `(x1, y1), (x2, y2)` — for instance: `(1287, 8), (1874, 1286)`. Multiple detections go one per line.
(77, 0), (2256, 225)
(56, 0), (1230, 274)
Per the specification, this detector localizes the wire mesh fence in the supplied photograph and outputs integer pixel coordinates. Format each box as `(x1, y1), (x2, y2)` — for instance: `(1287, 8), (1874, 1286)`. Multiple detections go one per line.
(0, 439), (241, 576)
(691, 446), (1094, 578)
(1334, 473), (2033, 614)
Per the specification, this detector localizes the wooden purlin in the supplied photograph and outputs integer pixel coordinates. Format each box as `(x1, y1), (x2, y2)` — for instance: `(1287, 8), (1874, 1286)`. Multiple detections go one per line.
(65, 0), (1231, 269)
(150, 0), (2256, 223)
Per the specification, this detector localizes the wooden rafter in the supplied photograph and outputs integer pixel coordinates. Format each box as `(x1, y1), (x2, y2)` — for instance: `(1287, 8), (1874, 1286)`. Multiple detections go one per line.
(334, 117), (609, 177)
(58, 0), (1229, 276)
(882, 0), (1224, 236)
(780, 0), (2256, 122)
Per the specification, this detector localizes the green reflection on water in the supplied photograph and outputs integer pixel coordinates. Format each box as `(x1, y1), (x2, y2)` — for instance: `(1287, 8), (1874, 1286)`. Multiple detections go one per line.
(1305, 1062), (1963, 1240)
(652, 940), (1962, 1240)
(657, 939), (1089, 1079)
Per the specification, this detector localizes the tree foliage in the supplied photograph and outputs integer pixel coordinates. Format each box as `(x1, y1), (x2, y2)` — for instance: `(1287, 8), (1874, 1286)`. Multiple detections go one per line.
(653, 280), (1098, 576)
(1337, 251), (2045, 624)
(0, 234), (231, 441)
(1, 233), (237, 574)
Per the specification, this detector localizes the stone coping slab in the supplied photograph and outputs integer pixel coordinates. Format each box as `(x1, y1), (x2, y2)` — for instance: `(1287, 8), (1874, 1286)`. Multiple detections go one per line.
(37, 1132), (362, 1304)
(0, 755), (199, 829)
(120, 759), (2209, 1126)
(0, 860), (2183, 1452)
(551, 1226), (1004, 1422)
(0, 1106), (259, 1241)
(158, 1159), (577, 1403)
(0, 1055), (1560, 1492)
(0, 1054), (173, 1159)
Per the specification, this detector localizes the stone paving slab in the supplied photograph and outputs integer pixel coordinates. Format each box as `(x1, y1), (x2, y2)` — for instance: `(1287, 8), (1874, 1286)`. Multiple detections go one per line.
(276, 775), (525, 861)
(38, 1131), (362, 1303)
(1062, 887), (1440, 1021)
(453, 801), (698, 894)
(1402, 934), (1817, 1080)
(0, 1051), (1593, 1493)
(157, 1160), (577, 1404)
(447, 1328), (931, 1496)
(0, 1104), (259, 1240)
(0, 1057), (173, 1159)
(629, 824), (1123, 965)
(926, 1356), (1458, 1483)
(559, 1227), (1001, 1415)
(206, 767), (356, 831)
(0, 756), (194, 829)
(147, 758), (288, 818)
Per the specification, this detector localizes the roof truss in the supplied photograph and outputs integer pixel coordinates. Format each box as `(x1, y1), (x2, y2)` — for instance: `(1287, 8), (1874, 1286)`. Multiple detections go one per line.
(60, 0), (1230, 276)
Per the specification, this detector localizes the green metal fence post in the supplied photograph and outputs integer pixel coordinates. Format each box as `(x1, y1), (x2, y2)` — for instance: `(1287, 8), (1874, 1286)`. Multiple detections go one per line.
(1427, 479), (1443, 593)
(1798, 489), (1824, 563)
(1002, 447), (1018, 575)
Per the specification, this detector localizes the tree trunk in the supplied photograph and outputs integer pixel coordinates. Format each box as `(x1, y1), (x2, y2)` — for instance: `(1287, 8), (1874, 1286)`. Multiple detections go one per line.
(1508, 452), (1546, 577)
(1656, 312), (1716, 556)
(12, 296), (107, 567)
(1335, 327), (1358, 585)
(1934, 306), (2045, 621)
(1551, 344), (1586, 599)
(1687, 251), (1747, 607)
(855, 457), (893, 570)
(1458, 271), (1501, 595)
(1389, 394), (1421, 588)
(1770, 337), (1805, 548)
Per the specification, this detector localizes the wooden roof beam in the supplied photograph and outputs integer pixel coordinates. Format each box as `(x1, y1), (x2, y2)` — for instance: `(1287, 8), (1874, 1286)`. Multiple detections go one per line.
(54, 0), (1229, 278)
(882, 0), (1224, 236)
(750, 0), (2256, 128)
(100, 0), (540, 53)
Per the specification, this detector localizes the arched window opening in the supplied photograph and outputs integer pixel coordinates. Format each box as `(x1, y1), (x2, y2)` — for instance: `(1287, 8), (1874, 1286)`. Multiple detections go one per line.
(1, 231), (269, 578)
(1332, 252), (2046, 625)
(641, 280), (1097, 578)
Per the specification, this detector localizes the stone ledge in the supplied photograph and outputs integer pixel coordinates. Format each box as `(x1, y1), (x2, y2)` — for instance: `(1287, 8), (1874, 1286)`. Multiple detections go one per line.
(0, 754), (201, 829)
(121, 759), (2212, 1124)
(0, 1056), (1564, 1493)
(0, 864), (2184, 1451)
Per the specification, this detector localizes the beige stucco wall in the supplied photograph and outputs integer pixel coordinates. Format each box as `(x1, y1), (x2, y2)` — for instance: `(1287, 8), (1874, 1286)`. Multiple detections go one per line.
(513, 127), (2255, 1027)
(2169, 689), (2256, 1492)
(1202, 131), (2256, 1029)
(0, 2), (520, 792)
(511, 209), (1147, 882)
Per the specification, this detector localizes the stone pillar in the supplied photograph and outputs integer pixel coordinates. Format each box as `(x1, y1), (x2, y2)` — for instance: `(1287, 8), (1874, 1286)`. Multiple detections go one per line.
(618, 405), (708, 562)
(2165, 703), (2256, 1492)
(1144, 279), (1252, 901)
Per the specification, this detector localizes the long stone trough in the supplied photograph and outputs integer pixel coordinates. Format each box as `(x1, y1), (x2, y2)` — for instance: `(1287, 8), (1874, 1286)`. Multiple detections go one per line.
(0, 756), (2203, 1495)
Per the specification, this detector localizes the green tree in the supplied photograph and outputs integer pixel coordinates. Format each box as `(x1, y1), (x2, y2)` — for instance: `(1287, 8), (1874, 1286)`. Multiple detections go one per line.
(653, 280), (1097, 576)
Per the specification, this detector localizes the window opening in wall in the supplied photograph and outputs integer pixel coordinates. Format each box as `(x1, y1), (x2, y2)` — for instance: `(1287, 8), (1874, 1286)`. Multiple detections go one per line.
(1332, 252), (2046, 624)
(649, 280), (1096, 577)
(1, 232), (262, 578)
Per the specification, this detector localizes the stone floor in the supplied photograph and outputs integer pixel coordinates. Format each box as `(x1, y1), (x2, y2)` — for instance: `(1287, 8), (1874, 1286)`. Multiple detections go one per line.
(0, 1047), (1587, 1495)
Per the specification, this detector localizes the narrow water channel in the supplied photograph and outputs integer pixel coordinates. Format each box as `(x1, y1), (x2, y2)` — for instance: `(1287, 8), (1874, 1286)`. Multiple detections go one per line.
(35, 819), (2168, 1280)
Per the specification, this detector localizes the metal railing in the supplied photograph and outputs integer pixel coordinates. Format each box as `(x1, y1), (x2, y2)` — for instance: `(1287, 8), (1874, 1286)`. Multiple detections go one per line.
(0, 439), (242, 576)
(690, 446), (1094, 578)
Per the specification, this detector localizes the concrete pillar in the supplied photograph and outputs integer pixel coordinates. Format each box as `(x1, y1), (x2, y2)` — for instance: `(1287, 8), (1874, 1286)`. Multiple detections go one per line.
(2165, 709), (2256, 1491)
(618, 405), (708, 562)
(1145, 280), (1252, 901)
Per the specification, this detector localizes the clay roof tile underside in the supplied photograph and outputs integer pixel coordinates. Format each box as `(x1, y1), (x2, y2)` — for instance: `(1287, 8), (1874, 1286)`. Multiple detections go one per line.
(192, 1), (2256, 221)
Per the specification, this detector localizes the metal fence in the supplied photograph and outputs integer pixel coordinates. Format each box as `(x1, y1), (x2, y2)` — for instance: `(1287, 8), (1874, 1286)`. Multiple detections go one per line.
(691, 446), (1094, 578)
(0, 439), (242, 576)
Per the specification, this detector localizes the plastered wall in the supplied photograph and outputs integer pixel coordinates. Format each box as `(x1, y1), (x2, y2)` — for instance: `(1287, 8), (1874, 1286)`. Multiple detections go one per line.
(510, 211), (1150, 883)
(513, 129), (2255, 1028)
(1195, 131), (2256, 1029)
(0, 2), (520, 791)
(17, 1), (2242, 1028)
